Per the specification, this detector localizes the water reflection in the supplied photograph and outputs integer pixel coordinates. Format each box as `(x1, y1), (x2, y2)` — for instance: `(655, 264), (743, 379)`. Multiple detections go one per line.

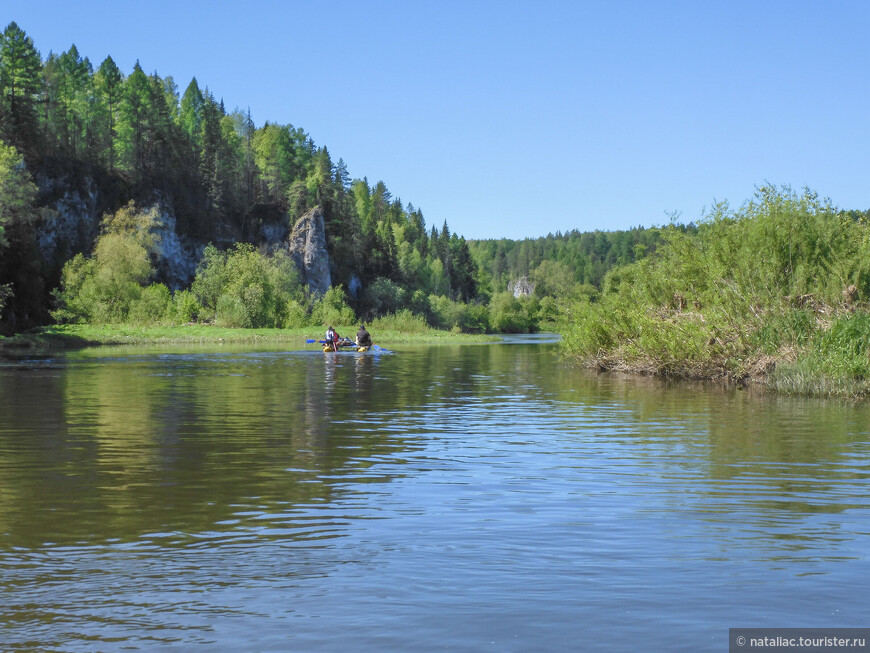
(0, 341), (868, 650)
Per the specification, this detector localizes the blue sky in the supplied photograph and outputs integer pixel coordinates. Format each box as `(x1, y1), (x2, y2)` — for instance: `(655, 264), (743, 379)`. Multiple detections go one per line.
(7, 1), (870, 239)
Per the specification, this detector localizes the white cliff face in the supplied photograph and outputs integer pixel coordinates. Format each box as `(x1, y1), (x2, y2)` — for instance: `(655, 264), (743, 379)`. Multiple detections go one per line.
(33, 175), (326, 294)
(510, 275), (535, 298)
(34, 178), (201, 290)
(35, 175), (100, 263)
(148, 206), (202, 290)
(287, 206), (332, 295)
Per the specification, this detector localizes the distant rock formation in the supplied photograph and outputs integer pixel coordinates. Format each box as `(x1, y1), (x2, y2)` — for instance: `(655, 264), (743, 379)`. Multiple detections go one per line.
(510, 275), (535, 298)
(35, 182), (200, 290)
(287, 206), (331, 295)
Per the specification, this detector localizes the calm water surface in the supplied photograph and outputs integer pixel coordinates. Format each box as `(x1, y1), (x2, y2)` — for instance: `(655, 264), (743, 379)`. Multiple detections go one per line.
(0, 336), (868, 651)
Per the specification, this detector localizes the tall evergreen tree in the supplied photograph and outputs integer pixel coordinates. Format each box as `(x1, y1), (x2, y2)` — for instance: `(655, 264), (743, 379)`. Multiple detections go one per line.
(93, 56), (123, 170)
(178, 77), (203, 151)
(55, 44), (93, 158)
(0, 22), (42, 153)
(199, 90), (225, 221)
(116, 61), (150, 183)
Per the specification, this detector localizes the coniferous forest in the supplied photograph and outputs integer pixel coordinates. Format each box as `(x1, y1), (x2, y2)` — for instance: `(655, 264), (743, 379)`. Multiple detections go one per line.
(0, 21), (664, 336)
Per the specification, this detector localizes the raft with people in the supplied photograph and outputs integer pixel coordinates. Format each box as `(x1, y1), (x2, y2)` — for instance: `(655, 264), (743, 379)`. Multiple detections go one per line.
(310, 324), (380, 353)
(322, 338), (369, 353)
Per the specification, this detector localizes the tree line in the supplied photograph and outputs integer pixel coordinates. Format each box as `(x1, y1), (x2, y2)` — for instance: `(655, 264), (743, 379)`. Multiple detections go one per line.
(0, 21), (667, 335)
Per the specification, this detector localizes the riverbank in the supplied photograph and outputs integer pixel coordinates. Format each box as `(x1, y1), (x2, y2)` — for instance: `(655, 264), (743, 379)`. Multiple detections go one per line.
(557, 302), (870, 399)
(0, 323), (501, 354)
(555, 187), (870, 400)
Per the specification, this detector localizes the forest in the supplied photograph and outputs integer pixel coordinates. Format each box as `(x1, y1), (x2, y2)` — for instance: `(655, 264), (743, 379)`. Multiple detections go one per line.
(0, 21), (663, 336)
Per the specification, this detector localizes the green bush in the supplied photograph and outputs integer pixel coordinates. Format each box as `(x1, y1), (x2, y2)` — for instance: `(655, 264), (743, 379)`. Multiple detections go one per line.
(282, 299), (310, 328)
(172, 289), (201, 324)
(371, 309), (430, 333)
(407, 289), (433, 322)
(310, 286), (356, 327)
(428, 295), (465, 331)
(215, 294), (247, 328)
(361, 277), (406, 319)
(51, 205), (162, 324)
(489, 292), (534, 333)
(191, 243), (304, 327)
(128, 283), (172, 325)
(556, 185), (870, 388)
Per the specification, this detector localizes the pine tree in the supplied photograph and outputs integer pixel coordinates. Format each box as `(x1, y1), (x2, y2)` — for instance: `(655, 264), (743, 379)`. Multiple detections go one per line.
(0, 22), (42, 153)
(179, 77), (203, 152)
(94, 56), (123, 170)
(55, 44), (93, 157)
(116, 61), (150, 183)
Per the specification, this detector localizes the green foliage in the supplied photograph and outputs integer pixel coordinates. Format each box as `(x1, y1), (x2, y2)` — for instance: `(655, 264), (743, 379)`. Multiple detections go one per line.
(191, 243), (303, 328)
(51, 205), (161, 323)
(488, 292), (535, 334)
(427, 295), (465, 331)
(128, 283), (172, 325)
(310, 286), (356, 327)
(557, 185), (870, 390)
(810, 312), (870, 378)
(0, 22), (42, 151)
(361, 277), (405, 319)
(0, 283), (12, 319)
(282, 299), (309, 329)
(468, 225), (664, 297)
(171, 289), (201, 324)
(0, 138), (37, 248)
(215, 294), (247, 328)
(427, 294), (489, 333)
(370, 309), (430, 334)
(771, 312), (870, 396)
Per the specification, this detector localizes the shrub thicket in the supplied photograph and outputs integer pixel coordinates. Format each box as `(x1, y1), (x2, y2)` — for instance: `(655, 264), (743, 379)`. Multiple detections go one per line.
(557, 186), (870, 394)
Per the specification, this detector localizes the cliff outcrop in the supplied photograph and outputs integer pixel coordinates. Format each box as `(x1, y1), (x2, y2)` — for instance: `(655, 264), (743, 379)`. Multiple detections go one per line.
(287, 206), (331, 295)
(510, 275), (535, 298)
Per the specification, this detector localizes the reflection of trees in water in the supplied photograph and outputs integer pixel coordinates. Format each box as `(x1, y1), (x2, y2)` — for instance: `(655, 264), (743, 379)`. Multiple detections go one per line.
(2, 344), (868, 552)
(544, 366), (870, 555)
(0, 350), (409, 547)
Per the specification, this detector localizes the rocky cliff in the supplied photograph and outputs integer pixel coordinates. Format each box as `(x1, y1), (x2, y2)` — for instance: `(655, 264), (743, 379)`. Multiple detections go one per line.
(287, 206), (331, 295)
(510, 275), (535, 298)
(35, 182), (201, 291)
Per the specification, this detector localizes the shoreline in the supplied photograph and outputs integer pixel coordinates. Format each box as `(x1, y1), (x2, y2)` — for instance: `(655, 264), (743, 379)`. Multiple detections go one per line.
(562, 352), (870, 400)
(0, 324), (503, 355)
(5, 323), (866, 399)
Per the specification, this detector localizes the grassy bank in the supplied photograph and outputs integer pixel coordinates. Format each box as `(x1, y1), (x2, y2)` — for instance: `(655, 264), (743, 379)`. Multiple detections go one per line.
(0, 322), (500, 354)
(556, 186), (870, 399)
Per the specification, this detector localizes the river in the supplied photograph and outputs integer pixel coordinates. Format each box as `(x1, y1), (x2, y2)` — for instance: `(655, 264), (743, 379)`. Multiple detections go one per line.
(0, 335), (868, 651)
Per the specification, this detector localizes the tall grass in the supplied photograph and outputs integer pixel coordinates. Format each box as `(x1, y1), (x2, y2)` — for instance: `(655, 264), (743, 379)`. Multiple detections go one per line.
(370, 309), (430, 333)
(557, 186), (870, 396)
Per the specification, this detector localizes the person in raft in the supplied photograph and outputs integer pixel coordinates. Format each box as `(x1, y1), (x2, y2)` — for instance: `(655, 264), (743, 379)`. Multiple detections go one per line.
(325, 326), (341, 351)
(355, 324), (372, 348)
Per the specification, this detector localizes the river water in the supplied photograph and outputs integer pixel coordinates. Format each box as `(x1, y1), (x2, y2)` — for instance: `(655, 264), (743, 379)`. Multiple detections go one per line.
(0, 336), (868, 651)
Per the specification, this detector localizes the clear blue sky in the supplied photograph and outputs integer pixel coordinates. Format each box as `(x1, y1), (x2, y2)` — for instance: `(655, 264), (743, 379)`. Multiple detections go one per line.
(7, 1), (870, 240)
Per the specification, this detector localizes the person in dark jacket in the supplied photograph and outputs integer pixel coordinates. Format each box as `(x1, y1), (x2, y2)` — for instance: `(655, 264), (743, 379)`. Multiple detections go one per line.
(355, 324), (372, 348)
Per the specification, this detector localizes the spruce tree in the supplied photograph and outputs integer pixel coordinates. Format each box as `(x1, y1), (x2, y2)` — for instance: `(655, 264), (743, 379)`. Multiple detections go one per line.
(0, 22), (42, 153)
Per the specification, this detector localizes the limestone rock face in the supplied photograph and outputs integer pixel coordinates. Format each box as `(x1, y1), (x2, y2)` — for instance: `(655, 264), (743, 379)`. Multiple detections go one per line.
(510, 275), (535, 298)
(148, 205), (201, 290)
(35, 174), (101, 264)
(287, 206), (331, 295)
